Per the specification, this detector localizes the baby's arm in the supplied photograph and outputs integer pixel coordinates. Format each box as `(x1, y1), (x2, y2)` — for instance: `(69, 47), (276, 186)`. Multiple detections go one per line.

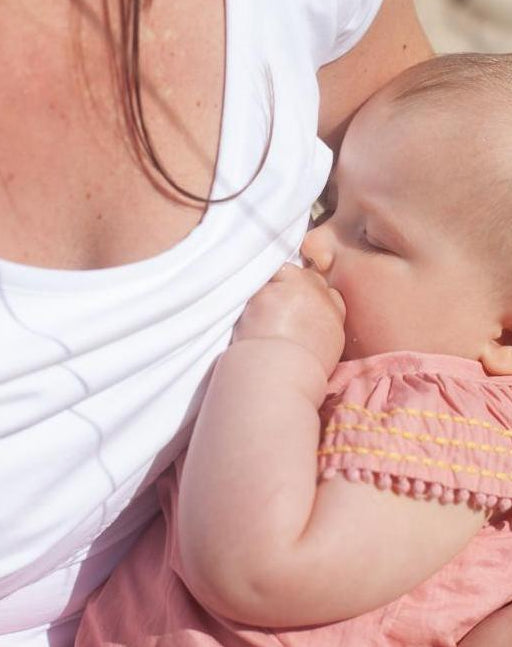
(178, 265), (485, 628)
(458, 604), (512, 647)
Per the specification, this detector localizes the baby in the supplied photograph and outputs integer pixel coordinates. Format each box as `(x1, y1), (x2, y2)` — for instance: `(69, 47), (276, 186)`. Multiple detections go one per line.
(77, 53), (512, 646)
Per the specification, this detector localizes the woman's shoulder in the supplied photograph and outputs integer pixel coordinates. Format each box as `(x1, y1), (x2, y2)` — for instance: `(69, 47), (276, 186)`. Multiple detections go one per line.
(249, 0), (383, 67)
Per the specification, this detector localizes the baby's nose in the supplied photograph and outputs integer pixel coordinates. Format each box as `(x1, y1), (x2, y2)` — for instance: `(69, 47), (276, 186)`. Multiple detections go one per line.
(301, 227), (334, 273)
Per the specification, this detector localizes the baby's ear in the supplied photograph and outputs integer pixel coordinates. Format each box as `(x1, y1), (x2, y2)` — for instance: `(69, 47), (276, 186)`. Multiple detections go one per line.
(480, 329), (512, 375)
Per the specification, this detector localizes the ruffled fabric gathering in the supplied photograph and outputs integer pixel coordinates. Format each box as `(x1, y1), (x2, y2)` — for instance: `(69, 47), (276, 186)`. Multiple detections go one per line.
(76, 353), (512, 647)
(318, 352), (512, 515)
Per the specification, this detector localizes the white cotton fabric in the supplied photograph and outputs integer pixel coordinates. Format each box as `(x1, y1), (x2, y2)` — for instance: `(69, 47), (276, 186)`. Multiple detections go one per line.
(0, 1), (383, 644)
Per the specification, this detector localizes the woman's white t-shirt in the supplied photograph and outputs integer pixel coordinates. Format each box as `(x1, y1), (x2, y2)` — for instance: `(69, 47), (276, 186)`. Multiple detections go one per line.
(0, 1), (382, 644)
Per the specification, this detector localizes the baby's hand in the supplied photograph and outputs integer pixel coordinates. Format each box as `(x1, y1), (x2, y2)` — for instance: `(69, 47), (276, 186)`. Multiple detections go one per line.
(234, 263), (346, 376)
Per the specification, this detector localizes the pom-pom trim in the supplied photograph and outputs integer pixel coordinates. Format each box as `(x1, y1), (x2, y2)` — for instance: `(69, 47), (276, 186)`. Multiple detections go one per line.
(321, 466), (512, 512)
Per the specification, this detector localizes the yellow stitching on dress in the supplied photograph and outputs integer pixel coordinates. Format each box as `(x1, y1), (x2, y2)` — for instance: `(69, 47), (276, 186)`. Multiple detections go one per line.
(323, 422), (512, 457)
(327, 403), (512, 439)
(317, 445), (512, 481)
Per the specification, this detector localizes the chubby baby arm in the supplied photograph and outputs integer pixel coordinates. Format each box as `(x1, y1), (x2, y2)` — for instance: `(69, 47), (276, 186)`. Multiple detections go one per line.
(178, 265), (485, 628)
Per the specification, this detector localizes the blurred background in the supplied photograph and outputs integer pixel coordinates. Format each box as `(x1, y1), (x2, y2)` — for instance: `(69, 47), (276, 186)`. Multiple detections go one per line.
(414, 0), (512, 52)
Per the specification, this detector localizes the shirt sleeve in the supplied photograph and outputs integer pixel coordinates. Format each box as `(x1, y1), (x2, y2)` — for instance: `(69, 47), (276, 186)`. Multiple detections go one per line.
(326, 0), (384, 64)
(299, 0), (383, 69)
(318, 353), (512, 513)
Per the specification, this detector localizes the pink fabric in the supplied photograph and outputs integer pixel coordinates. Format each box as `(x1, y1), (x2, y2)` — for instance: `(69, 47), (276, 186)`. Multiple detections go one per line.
(319, 352), (512, 508)
(76, 352), (512, 647)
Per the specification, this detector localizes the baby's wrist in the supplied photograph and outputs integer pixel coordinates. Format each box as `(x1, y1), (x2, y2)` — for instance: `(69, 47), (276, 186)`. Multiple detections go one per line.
(225, 337), (329, 405)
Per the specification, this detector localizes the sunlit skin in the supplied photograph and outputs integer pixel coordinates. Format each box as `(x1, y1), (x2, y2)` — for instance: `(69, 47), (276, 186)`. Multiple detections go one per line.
(175, 49), (512, 635)
(178, 59), (512, 642)
(302, 92), (506, 364)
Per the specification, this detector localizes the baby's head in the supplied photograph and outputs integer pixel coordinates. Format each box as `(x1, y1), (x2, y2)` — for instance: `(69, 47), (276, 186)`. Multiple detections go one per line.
(303, 53), (512, 373)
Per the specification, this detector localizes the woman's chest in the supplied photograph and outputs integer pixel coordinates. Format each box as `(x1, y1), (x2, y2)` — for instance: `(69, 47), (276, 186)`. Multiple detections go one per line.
(0, 0), (225, 269)
(0, 1), (328, 271)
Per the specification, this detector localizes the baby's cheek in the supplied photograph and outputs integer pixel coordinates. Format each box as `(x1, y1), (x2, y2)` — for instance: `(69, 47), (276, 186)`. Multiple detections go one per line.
(340, 287), (405, 359)
(341, 307), (380, 359)
(342, 317), (386, 359)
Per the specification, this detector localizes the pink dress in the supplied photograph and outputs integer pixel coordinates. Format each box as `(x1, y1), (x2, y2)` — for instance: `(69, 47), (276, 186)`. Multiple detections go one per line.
(76, 352), (512, 646)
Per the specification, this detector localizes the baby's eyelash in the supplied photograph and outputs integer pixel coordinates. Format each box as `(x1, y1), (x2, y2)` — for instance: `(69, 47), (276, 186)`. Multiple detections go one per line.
(359, 229), (394, 255)
(358, 229), (379, 253)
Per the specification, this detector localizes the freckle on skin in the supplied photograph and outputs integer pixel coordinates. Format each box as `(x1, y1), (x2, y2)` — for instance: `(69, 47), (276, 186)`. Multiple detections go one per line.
(403, 43), (407, 51)
(6, 173), (15, 184)
(86, 192), (91, 200)
(196, 100), (201, 108)
(96, 213), (103, 221)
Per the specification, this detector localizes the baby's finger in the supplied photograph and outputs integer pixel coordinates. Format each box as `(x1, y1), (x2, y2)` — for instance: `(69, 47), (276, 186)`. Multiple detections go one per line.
(270, 263), (302, 282)
(303, 267), (329, 289)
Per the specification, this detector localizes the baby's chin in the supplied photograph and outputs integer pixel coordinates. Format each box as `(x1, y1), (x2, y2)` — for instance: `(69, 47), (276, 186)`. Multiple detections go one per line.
(341, 339), (391, 362)
(341, 326), (374, 361)
(341, 343), (366, 362)
(341, 327), (408, 362)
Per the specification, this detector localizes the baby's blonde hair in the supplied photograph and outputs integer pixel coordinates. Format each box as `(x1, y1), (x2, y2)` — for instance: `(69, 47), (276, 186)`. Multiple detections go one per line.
(391, 52), (512, 105)
(387, 53), (512, 296)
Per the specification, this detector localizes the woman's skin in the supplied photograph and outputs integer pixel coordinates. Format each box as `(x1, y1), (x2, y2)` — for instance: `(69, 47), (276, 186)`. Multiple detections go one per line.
(4, 2), (508, 645)
(0, 0), (225, 269)
(0, 0), (431, 271)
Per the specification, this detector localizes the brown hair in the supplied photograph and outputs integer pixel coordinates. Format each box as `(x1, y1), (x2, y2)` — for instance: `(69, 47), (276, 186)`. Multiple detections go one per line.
(388, 53), (512, 290)
(72, 1), (272, 205)
(114, 0), (273, 205)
